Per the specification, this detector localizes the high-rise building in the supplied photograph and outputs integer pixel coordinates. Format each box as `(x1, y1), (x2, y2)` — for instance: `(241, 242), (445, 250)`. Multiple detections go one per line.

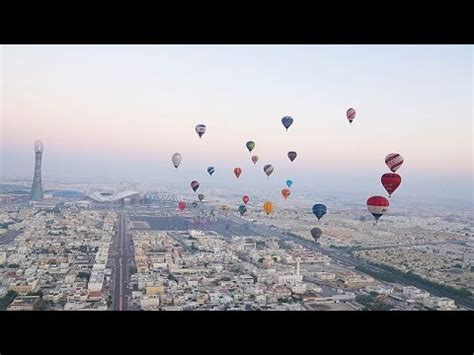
(30, 140), (44, 201)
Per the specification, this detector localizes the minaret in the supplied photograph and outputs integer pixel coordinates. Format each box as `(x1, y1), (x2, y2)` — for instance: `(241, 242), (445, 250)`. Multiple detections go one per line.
(30, 140), (44, 201)
(296, 260), (300, 276)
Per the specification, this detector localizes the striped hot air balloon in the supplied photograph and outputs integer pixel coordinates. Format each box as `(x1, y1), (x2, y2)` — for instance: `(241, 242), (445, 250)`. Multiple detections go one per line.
(195, 124), (207, 138)
(346, 108), (356, 124)
(263, 164), (274, 178)
(385, 153), (404, 172)
(263, 201), (273, 215)
(367, 196), (390, 222)
(207, 166), (215, 176)
(191, 180), (200, 192)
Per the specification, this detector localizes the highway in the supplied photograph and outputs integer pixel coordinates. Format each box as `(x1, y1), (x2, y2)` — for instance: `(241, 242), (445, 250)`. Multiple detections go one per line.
(111, 213), (133, 311)
(0, 230), (23, 245)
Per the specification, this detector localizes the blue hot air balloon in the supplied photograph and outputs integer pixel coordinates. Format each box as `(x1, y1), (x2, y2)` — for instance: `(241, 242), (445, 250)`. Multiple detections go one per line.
(281, 116), (294, 131)
(312, 204), (327, 221)
(286, 179), (293, 188)
(238, 205), (247, 216)
(207, 166), (215, 176)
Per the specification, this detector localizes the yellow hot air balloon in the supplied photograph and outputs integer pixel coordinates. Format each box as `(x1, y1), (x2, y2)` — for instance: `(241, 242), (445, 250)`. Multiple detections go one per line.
(263, 201), (273, 215)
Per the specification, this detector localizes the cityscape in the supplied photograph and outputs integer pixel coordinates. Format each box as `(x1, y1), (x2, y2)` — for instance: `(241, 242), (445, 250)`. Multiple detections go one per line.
(0, 140), (472, 311)
(1, 45), (472, 312)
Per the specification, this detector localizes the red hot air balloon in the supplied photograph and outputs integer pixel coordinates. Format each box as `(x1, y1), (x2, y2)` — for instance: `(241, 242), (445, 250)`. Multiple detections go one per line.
(234, 167), (242, 179)
(385, 153), (404, 172)
(367, 196), (389, 223)
(191, 180), (200, 192)
(243, 195), (249, 204)
(251, 155), (259, 164)
(281, 188), (291, 200)
(346, 108), (356, 124)
(381, 173), (402, 198)
(178, 201), (187, 211)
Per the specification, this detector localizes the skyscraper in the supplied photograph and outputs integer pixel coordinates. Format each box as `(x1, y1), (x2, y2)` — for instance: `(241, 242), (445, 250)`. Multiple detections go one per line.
(30, 140), (44, 201)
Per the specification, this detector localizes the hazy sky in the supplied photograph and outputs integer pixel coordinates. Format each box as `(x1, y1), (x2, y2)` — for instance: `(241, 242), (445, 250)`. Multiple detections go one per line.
(1, 45), (472, 200)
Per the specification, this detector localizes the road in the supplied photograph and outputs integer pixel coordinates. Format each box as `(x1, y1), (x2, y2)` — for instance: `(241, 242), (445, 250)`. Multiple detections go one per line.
(111, 213), (133, 311)
(0, 230), (23, 245)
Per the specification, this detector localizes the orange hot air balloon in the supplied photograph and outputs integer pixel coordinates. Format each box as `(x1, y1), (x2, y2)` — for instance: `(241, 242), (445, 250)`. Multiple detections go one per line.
(263, 201), (273, 215)
(281, 188), (291, 200)
(234, 167), (242, 179)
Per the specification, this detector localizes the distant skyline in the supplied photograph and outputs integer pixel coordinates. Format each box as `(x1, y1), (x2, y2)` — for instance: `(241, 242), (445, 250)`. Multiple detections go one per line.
(1, 45), (472, 201)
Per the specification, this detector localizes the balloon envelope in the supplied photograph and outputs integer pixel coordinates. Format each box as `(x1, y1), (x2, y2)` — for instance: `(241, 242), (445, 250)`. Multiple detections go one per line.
(234, 167), (242, 178)
(243, 195), (249, 204)
(385, 153), (404, 172)
(251, 155), (259, 164)
(198, 193), (204, 202)
(263, 164), (274, 177)
(172, 153), (182, 169)
(286, 180), (293, 188)
(287, 151), (297, 162)
(381, 173), (402, 197)
(207, 166), (215, 176)
(310, 227), (322, 241)
(191, 180), (200, 192)
(281, 116), (294, 131)
(281, 188), (291, 200)
(246, 141), (255, 153)
(195, 124), (207, 138)
(312, 204), (327, 220)
(263, 201), (273, 215)
(178, 201), (186, 211)
(239, 205), (247, 216)
(192, 202), (198, 208)
(367, 196), (390, 222)
(346, 108), (356, 123)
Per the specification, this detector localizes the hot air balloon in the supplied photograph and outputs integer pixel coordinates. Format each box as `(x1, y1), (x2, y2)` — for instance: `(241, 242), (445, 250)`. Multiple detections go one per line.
(381, 173), (402, 198)
(251, 155), (259, 164)
(367, 196), (390, 223)
(178, 201), (186, 211)
(191, 180), (200, 192)
(286, 179), (293, 188)
(207, 166), (215, 176)
(263, 164), (274, 178)
(310, 227), (322, 241)
(263, 201), (273, 215)
(281, 188), (291, 200)
(287, 151), (297, 162)
(385, 153), (404, 172)
(243, 195), (249, 204)
(234, 167), (242, 179)
(312, 204), (327, 221)
(171, 153), (182, 169)
(192, 201), (198, 208)
(346, 108), (356, 124)
(281, 116), (294, 131)
(195, 124), (207, 139)
(239, 205), (247, 216)
(246, 141), (255, 153)
(198, 193), (204, 202)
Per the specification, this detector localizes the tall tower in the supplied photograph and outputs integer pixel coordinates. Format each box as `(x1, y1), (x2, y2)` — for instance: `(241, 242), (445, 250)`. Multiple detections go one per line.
(30, 140), (44, 201)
